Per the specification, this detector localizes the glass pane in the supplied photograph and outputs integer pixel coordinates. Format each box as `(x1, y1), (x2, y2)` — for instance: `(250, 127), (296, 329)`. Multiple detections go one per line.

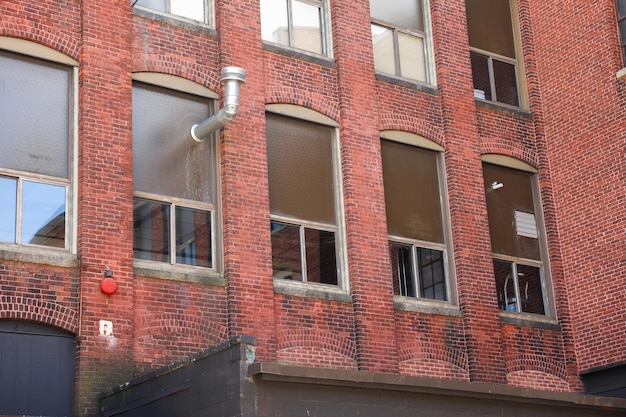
(417, 247), (446, 301)
(370, 0), (423, 32)
(134, 0), (166, 12)
(271, 222), (303, 281)
(132, 83), (213, 202)
(493, 59), (519, 106)
(266, 114), (335, 224)
(261, 0), (289, 45)
(175, 206), (212, 267)
(465, 0), (516, 59)
(518, 264), (545, 315)
(372, 25), (397, 75)
(0, 51), (70, 178)
(470, 51), (492, 101)
(21, 181), (66, 248)
(133, 198), (171, 263)
(304, 228), (337, 285)
(381, 140), (444, 243)
(618, 0), (626, 17)
(483, 163), (541, 260)
(292, 1), (323, 54)
(398, 32), (426, 82)
(389, 242), (415, 297)
(494, 259), (516, 312)
(620, 20), (626, 42)
(171, 0), (206, 22)
(0, 177), (17, 243)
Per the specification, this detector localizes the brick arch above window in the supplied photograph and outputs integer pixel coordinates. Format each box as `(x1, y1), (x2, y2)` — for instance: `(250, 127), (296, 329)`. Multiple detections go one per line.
(131, 56), (221, 93)
(265, 87), (341, 122)
(0, 36), (78, 66)
(378, 114), (444, 146)
(0, 298), (78, 334)
(480, 138), (538, 168)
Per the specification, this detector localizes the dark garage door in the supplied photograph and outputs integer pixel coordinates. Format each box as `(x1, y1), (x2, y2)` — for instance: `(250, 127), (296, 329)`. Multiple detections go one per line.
(0, 320), (75, 417)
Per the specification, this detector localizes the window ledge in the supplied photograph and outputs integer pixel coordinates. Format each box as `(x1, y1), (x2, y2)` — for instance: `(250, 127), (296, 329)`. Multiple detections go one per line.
(617, 68), (626, 80)
(375, 73), (439, 95)
(393, 296), (462, 317)
(131, 7), (217, 36)
(133, 262), (225, 286)
(273, 279), (352, 303)
(0, 246), (79, 268)
(499, 311), (560, 330)
(262, 42), (336, 68)
(475, 98), (532, 119)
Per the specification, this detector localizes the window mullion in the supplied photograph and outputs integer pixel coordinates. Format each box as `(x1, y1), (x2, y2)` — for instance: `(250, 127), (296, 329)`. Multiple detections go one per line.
(15, 177), (23, 244)
(299, 225), (307, 282)
(287, 0), (295, 48)
(393, 29), (402, 76)
(166, 0), (172, 14)
(487, 56), (497, 102)
(170, 203), (176, 265)
(512, 262), (521, 313)
(412, 245), (421, 298)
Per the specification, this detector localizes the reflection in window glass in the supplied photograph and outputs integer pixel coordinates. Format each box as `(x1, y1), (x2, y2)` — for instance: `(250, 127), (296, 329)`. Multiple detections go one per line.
(134, 0), (208, 23)
(390, 242), (415, 297)
(418, 247), (446, 300)
(175, 206), (212, 267)
(260, 0), (289, 46)
(371, 25), (396, 75)
(133, 199), (171, 263)
(21, 181), (66, 248)
(493, 59), (519, 106)
(292, 0), (323, 54)
(398, 32), (426, 82)
(271, 222), (303, 281)
(0, 177), (17, 243)
(304, 228), (337, 285)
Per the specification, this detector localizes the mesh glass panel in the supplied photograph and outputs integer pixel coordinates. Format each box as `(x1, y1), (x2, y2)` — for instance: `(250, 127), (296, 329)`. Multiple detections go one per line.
(0, 51), (69, 178)
(465, 0), (516, 58)
(493, 59), (519, 106)
(132, 83), (213, 202)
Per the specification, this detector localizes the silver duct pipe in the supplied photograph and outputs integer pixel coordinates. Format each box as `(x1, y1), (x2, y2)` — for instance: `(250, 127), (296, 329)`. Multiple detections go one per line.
(190, 66), (246, 142)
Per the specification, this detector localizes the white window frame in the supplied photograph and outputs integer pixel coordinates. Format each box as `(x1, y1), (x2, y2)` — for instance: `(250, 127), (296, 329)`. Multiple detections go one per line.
(0, 38), (78, 255)
(482, 154), (556, 319)
(370, 0), (436, 85)
(132, 0), (215, 27)
(261, 0), (334, 58)
(266, 104), (348, 290)
(380, 130), (456, 305)
(131, 73), (221, 274)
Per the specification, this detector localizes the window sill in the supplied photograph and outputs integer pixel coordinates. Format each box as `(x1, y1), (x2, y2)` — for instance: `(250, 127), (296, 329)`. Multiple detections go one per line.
(375, 73), (439, 95)
(617, 68), (626, 80)
(499, 311), (560, 330)
(475, 98), (532, 119)
(133, 261), (225, 286)
(273, 279), (352, 303)
(131, 7), (217, 36)
(262, 42), (336, 68)
(0, 245), (79, 268)
(393, 296), (462, 317)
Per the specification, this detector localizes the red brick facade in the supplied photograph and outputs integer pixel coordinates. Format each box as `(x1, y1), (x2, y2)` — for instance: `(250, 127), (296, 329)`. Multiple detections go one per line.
(0, 0), (624, 415)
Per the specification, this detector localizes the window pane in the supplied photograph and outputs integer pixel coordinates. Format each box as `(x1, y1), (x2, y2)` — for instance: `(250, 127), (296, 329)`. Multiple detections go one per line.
(389, 242), (415, 297)
(483, 163), (541, 260)
(417, 247), (446, 301)
(175, 206), (212, 267)
(370, 0), (423, 32)
(134, 0), (166, 13)
(21, 181), (66, 248)
(381, 140), (444, 243)
(304, 228), (337, 285)
(518, 264), (545, 315)
(470, 51), (492, 101)
(266, 114), (335, 224)
(132, 83), (213, 202)
(292, 0), (323, 54)
(398, 32), (426, 82)
(133, 199), (171, 263)
(493, 59), (519, 106)
(261, 0), (289, 45)
(271, 222), (303, 281)
(465, 0), (516, 59)
(0, 51), (70, 178)
(618, 0), (626, 17)
(494, 259), (516, 312)
(0, 177), (17, 243)
(372, 24), (397, 75)
(171, 0), (206, 22)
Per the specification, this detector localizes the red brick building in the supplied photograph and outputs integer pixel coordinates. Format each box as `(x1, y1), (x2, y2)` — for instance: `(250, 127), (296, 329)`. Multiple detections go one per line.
(0, 0), (625, 416)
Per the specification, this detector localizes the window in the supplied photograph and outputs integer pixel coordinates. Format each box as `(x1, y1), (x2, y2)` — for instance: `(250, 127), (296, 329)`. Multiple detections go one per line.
(260, 0), (332, 56)
(0, 49), (74, 250)
(483, 161), (551, 316)
(132, 0), (213, 25)
(381, 138), (454, 302)
(465, 0), (524, 107)
(266, 112), (341, 286)
(370, 0), (435, 84)
(617, 0), (626, 65)
(132, 81), (217, 269)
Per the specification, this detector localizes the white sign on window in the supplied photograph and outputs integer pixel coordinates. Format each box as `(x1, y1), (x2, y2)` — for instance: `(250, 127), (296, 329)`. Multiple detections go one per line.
(515, 211), (538, 239)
